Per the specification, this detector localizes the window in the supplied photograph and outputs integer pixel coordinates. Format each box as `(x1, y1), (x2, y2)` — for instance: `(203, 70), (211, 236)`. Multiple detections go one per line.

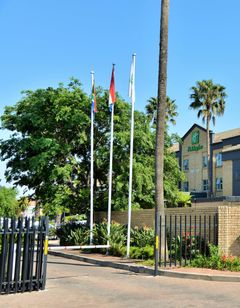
(202, 155), (208, 168)
(203, 179), (209, 191)
(183, 182), (189, 192)
(183, 159), (189, 171)
(216, 153), (222, 167)
(216, 178), (223, 191)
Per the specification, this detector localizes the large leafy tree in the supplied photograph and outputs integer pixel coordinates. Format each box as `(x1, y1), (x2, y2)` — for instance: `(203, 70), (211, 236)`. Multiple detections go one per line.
(189, 80), (226, 196)
(0, 79), (183, 217)
(1, 79), (90, 216)
(0, 186), (18, 217)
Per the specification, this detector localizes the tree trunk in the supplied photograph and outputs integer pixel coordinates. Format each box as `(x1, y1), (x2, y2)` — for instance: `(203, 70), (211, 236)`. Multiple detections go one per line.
(155, 0), (169, 275)
(206, 118), (211, 197)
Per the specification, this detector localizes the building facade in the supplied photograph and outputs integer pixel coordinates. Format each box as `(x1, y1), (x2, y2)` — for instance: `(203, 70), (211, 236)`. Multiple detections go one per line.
(173, 124), (240, 197)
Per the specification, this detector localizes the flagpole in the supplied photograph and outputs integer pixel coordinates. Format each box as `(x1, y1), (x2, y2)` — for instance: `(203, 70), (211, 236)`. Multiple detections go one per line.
(126, 54), (136, 258)
(107, 64), (115, 246)
(90, 70), (94, 245)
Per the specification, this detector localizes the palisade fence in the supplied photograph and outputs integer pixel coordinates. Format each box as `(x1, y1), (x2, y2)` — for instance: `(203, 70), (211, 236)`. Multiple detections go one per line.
(158, 214), (218, 267)
(0, 217), (49, 295)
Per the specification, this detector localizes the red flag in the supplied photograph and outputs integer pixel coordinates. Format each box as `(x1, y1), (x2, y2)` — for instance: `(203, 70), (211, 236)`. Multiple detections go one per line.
(109, 66), (116, 109)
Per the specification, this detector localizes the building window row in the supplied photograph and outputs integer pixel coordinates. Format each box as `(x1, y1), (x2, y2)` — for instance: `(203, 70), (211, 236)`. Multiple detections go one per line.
(184, 155), (208, 171)
(182, 178), (223, 192)
(183, 153), (222, 171)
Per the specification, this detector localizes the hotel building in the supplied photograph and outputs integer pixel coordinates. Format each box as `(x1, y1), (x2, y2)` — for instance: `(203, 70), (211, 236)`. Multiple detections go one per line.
(173, 124), (240, 197)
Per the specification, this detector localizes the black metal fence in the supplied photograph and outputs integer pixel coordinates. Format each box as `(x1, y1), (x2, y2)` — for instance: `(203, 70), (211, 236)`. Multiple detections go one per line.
(0, 217), (49, 295)
(158, 214), (218, 267)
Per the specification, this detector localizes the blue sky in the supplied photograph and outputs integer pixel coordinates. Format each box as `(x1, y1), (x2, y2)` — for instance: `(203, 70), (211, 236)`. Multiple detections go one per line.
(0, 0), (239, 190)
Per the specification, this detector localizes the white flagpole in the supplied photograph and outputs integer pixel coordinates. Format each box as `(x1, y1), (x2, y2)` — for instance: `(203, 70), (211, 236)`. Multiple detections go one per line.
(107, 65), (115, 246)
(90, 71), (94, 245)
(107, 104), (114, 245)
(126, 54), (136, 258)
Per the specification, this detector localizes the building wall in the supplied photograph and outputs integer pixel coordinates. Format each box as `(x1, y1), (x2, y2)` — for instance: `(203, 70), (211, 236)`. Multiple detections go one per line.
(181, 127), (208, 192)
(178, 125), (240, 197)
(222, 160), (233, 196)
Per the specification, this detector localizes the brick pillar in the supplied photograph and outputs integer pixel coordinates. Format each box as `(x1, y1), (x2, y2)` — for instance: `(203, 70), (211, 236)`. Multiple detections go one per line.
(218, 206), (229, 256)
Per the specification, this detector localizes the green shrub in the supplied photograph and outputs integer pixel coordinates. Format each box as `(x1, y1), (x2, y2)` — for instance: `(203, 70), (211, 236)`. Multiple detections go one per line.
(176, 191), (191, 207)
(69, 228), (89, 246)
(168, 232), (210, 261)
(93, 221), (127, 256)
(56, 222), (88, 246)
(129, 245), (154, 260)
(141, 245), (154, 259)
(191, 244), (240, 271)
(131, 226), (154, 247)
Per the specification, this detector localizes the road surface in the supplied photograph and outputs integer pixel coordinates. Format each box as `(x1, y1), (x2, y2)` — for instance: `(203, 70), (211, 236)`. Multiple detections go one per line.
(0, 255), (239, 307)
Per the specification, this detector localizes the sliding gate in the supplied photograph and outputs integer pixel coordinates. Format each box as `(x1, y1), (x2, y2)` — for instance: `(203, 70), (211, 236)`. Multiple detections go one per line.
(0, 217), (48, 295)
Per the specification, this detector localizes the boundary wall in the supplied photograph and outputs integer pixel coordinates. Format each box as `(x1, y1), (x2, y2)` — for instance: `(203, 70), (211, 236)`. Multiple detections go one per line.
(94, 201), (240, 256)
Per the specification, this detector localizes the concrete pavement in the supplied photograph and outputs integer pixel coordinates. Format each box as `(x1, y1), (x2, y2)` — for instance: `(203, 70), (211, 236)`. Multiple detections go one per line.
(0, 255), (240, 308)
(49, 249), (240, 282)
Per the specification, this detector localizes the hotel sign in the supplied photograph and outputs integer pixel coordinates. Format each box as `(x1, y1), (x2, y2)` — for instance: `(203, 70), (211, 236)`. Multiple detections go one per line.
(188, 131), (203, 152)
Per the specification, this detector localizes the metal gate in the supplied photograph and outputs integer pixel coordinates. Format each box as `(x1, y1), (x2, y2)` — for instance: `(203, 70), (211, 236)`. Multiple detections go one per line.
(0, 217), (49, 295)
(157, 213), (218, 267)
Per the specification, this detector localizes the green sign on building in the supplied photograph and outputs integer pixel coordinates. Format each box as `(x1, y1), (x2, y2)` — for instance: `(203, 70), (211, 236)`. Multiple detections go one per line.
(191, 131), (199, 145)
(188, 130), (203, 152)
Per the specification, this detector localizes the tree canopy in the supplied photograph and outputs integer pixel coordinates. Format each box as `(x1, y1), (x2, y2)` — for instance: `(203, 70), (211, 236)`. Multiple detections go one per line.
(189, 80), (226, 126)
(0, 79), (184, 216)
(146, 96), (178, 126)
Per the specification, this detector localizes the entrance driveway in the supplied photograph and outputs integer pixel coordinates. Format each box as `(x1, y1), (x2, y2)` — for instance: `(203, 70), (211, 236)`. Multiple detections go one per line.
(0, 255), (240, 307)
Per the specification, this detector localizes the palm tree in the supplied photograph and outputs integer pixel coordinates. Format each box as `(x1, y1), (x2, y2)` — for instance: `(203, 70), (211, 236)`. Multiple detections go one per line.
(189, 80), (226, 197)
(155, 0), (169, 275)
(146, 96), (178, 125)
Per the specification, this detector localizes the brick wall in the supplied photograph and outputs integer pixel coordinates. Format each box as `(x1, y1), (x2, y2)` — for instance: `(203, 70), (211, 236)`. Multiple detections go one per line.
(95, 201), (240, 256)
(94, 207), (218, 229)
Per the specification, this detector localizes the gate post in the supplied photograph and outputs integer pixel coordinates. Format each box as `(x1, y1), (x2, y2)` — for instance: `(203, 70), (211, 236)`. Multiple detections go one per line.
(42, 217), (49, 290)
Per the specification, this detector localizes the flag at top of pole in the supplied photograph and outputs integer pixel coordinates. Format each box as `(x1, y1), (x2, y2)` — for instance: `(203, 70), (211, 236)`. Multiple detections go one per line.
(108, 65), (116, 111)
(91, 76), (97, 113)
(129, 53), (136, 104)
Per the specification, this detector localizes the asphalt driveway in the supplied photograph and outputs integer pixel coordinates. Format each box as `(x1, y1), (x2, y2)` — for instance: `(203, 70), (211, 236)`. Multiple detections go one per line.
(0, 255), (239, 308)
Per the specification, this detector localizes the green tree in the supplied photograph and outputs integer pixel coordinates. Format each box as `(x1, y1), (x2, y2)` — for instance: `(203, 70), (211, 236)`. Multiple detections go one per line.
(0, 79), (183, 217)
(189, 80), (226, 196)
(1, 79), (90, 217)
(146, 96), (178, 125)
(0, 186), (18, 217)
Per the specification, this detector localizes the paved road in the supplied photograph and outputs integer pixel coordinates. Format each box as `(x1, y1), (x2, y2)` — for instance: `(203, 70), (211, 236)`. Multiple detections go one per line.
(0, 255), (240, 308)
